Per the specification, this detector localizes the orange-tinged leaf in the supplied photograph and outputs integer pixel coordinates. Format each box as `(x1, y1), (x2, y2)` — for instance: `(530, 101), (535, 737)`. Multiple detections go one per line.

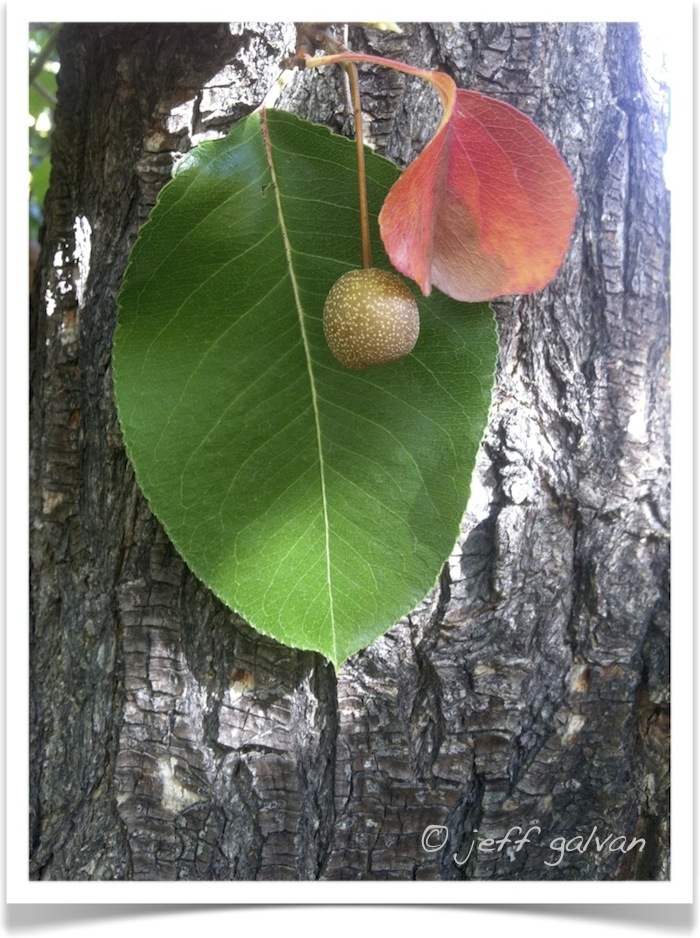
(379, 88), (578, 302)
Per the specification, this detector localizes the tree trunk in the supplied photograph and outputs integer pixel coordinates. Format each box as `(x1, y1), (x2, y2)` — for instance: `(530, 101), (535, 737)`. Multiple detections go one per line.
(30, 22), (669, 881)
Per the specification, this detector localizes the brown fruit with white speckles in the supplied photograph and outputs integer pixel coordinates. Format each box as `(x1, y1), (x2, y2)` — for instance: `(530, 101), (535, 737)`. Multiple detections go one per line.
(323, 268), (420, 370)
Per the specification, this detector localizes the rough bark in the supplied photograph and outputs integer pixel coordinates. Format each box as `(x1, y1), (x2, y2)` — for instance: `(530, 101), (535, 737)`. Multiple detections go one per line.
(30, 22), (669, 881)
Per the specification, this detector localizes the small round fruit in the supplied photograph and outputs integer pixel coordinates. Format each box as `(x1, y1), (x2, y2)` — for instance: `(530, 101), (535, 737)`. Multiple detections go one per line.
(323, 268), (420, 370)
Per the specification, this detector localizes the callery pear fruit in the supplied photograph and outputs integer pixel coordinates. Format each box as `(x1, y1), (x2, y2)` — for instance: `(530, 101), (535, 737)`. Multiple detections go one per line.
(323, 268), (420, 370)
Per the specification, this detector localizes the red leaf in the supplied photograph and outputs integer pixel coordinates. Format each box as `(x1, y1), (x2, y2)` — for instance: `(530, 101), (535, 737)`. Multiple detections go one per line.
(379, 86), (578, 302)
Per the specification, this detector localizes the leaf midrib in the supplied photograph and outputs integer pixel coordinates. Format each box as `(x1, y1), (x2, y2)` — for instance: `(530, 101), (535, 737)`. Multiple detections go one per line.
(260, 109), (338, 665)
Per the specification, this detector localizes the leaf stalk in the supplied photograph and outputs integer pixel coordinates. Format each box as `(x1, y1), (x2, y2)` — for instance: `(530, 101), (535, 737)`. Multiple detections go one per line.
(303, 51), (456, 128)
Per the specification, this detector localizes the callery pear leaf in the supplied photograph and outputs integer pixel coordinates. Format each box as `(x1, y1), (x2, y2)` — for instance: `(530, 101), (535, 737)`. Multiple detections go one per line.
(113, 108), (497, 668)
(379, 83), (578, 301)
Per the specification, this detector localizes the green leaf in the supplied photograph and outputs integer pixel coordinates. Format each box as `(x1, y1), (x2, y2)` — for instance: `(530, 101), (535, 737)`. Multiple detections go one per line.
(29, 70), (57, 122)
(114, 109), (497, 668)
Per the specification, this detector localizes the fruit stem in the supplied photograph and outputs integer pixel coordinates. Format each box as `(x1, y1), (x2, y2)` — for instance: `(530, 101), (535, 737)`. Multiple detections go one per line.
(344, 62), (372, 270)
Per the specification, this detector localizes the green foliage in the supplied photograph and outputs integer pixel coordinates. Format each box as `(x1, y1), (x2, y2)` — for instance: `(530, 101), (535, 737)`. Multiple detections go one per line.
(29, 25), (60, 239)
(114, 109), (497, 668)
